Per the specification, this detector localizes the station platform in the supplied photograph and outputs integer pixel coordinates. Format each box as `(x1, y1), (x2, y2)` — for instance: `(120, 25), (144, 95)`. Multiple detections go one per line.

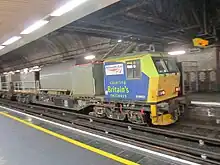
(189, 93), (220, 103)
(189, 92), (220, 107)
(0, 106), (199, 165)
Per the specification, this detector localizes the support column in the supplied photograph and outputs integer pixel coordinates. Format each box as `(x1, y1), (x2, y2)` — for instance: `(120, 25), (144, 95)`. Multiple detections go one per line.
(216, 45), (220, 91)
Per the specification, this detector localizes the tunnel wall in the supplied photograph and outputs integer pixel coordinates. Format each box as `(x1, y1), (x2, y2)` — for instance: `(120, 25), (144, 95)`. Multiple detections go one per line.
(176, 47), (216, 70)
(176, 47), (218, 92)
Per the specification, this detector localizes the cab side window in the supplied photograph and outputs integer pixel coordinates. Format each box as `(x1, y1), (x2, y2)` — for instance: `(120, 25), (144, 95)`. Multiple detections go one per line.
(126, 60), (141, 79)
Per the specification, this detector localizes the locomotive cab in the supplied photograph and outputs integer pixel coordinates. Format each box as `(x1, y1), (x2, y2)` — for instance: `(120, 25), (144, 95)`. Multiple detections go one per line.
(104, 52), (185, 125)
(149, 55), (182, 125)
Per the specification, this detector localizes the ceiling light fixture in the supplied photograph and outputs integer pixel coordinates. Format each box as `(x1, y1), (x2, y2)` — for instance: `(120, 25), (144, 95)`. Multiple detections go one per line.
(168, 50), (186, 56)
(23, 68), (29, 74)
(9, 71), (15, 75)
(0, 45), (5, 50)
(32, 66), (41, 71)
(2, 36), (22, 45)
(50, 0), (88, 16)
(33, 66), (39, 69)
(21, 20), (49, 34)
(84, 55), (95, 60)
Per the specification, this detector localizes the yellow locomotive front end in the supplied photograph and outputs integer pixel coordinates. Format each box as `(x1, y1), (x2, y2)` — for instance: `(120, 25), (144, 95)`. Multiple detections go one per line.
(104, 52), (186, 126)
(146, 54), (185, 125)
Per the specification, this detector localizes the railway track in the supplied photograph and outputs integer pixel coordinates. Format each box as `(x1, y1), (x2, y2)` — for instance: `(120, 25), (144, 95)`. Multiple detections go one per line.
(186, 105), (220, 121)
(165, 120), (220, 139)
(0, 99), (220, 165)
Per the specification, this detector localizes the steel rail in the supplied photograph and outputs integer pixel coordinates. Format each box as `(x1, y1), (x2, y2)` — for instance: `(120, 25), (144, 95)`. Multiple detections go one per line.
(0, 99), (220, 164)
(2, 99), (220, 145)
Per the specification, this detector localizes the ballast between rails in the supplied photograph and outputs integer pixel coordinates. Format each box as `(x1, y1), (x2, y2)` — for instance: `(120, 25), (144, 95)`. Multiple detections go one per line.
(2, 98), (220, 145)
(0, 99), (220, 165)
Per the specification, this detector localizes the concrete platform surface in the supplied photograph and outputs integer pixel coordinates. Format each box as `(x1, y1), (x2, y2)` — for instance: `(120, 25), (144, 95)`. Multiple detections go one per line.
(0, 106), (200, 165)
(189, 92), (220, 103)
(0, 112), (123, 165)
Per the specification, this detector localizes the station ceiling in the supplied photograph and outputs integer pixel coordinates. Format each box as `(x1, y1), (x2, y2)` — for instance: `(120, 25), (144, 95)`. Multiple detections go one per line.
(0, 0), (68, 43)
(67, 0), (220, 44)
(0, 0), (220, 72)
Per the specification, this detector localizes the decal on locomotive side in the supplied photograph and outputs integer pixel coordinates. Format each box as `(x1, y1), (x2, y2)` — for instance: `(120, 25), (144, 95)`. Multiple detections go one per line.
(108, 93), (128, 98)
(105, 64), (124, 75)
(106, 80), (130, 98)
(104, 62), (149, 101)
(136, 95), (146, 99)
(110, 80), (126, 85)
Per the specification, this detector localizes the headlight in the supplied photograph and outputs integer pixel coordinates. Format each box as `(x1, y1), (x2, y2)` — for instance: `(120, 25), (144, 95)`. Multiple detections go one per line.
(175, 87), (180, 92)
(158, 90), (165, 96)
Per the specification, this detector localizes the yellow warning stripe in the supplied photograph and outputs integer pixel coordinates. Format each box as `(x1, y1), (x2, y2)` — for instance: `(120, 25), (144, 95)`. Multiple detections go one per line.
(0, 112), (139, 165)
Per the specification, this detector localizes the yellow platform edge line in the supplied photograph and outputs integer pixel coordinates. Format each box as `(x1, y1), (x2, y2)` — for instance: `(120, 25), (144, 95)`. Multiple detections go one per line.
(0, 112), (139, 165)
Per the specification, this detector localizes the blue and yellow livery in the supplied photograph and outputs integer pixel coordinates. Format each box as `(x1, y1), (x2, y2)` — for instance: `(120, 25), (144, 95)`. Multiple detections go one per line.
(104, 52), (185, 125)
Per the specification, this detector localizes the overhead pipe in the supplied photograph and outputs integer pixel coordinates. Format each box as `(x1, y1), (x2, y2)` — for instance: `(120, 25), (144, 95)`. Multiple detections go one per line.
(121, 43), (137, 55)
(203, 0), (208, 34)
(101, 42), (120, 59)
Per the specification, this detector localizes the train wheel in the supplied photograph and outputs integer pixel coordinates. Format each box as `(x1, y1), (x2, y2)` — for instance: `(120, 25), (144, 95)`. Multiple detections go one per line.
(91, 106), (106, 118)
(105, 108), (126, 121)
(127, 111), (151, 126)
